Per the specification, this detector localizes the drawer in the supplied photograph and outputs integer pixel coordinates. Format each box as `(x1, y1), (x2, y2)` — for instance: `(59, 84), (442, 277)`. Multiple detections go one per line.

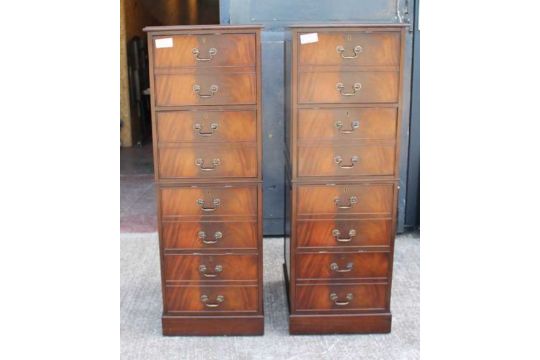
(161, 186), (257, 218)
(165, 254), (258, 282)
(298, 143), (395, 177)
(162, 221), (257, 250)
(295, 283), (387, 312)
(298, 108), (397, 142)
(298, 31), (400, 67)
(296, 252), (389, 280)
(296, 184), (394, 216)
(298, 71), (398, 104)
(158, 143), (257, 179)
(153, 34), (256, 68)
(166, 285), (258, 313)
(296, 219), (393, 248)
(155, 72), (256, 106)
(157, 110), (257, 143)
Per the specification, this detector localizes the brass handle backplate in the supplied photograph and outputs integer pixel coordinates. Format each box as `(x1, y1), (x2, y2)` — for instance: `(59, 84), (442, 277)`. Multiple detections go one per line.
(336, 45), (363, 59)
(334, 196), (358, 209)
(200, 294), (224, 308)
(336, 82), (362, 96)
(332, 229), (357, 242)
(192, 47), (217, 61)
(196, 198), (221, 212)
(335, 120), (360, 134)
(330, 293), (353, 306)
(195, 158), (221, 171)
(193, 122), (218, 136)
(330, 262), (354, 273)
(199, 264), (223, 278)
(198, 230), (223, 244)
(334, 155), (359, 169)
(193, 84), (219, 98)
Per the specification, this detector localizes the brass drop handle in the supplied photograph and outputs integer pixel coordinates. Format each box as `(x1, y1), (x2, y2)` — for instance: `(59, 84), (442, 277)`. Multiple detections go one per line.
(330, 262), (354, 273)
(332, 229), (357, 242)
(336, 45), (363, 59)
(334, 196), (358, 209)
(336, 82), (362, 96)
(200, 294), (224, 308)
(193, 84), (219, 98)
(199, 264), (223, 278)
(330, 293), (353, 306)
(335, 120), (360, 134)
(195, 158), (221, 171)
(192, 47), (217, 61)
(196, 198), (221, 212)
(334, 155), (359, 169)
(193, 122), (218, 136)
(198, 230), (223, 244)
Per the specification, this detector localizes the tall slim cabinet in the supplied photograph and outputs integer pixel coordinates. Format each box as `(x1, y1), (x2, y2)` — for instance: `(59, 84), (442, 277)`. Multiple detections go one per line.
(284, 24), (407, 334)
(145, 25), (264, 336)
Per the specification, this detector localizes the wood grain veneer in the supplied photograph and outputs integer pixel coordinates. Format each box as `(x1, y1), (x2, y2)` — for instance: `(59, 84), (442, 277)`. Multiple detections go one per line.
(164, 254), (258, 282)
(295, 283), (388, 312)
(157, 110), (257, 143)
(285, 24), (407, 334)
(153, 34), (256, 68)
(297, 108), (397, 141)
(162, 220), (258, 250)
(145, 25), (263, 336)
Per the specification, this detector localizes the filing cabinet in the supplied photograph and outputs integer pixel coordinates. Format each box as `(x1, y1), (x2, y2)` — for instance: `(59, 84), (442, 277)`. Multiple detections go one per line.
(145, 25), (263, 336)
(284, 24), (407, 334)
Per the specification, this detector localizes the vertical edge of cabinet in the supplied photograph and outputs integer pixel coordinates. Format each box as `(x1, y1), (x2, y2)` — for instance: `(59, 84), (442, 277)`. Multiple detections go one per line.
(257, 182), (264, 316)
(290, 30), (299, 180)
(289, 182), (298, 313)
(146, 33), (168, 317)
(384, 27), (408, 316)
(283, 34), (292, 170)
(146, 32), (159, 183)
(283, 172), (292, 311)
(255, 28), (263, 181)
(393, 27), (407, 180)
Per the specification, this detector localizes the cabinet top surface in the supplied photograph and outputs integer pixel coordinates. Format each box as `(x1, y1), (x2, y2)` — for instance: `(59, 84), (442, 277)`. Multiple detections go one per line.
(144, 25), (263, 32)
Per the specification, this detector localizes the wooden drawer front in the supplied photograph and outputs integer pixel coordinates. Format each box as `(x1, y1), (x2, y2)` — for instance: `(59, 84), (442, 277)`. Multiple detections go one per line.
(298, 31), (400, 67)
(298, 108), (397, 142)
(296, 253), (389, 280)
(153, 34), (256, 68)
(158, 143), (257, 179)
(295, 283), (387, 312)
(157, 110), (256, 143)
(298, 143), (395, 177)
(296, 219), (393, 248)
(297, 184), (394, 216)
(155, 73), (256, 106)
(161, 186), (257, 218)
(162, 221), (257, 250)
(166, 285), (258, 312)
(298, 71), (398, 104)
(165, 254), (258, 282)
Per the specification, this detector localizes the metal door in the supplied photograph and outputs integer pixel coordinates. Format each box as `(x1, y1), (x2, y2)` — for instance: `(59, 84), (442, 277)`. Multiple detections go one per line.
(220, 0), (418, 235)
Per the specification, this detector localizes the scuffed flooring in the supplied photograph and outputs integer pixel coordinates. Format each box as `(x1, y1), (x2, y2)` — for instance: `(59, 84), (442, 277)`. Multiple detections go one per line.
(120, 233), (419, 359)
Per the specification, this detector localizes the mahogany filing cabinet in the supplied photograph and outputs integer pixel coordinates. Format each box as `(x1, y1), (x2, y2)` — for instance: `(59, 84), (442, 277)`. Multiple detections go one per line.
(284, 24), (407, 334)
(144, 25), (264, 336)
